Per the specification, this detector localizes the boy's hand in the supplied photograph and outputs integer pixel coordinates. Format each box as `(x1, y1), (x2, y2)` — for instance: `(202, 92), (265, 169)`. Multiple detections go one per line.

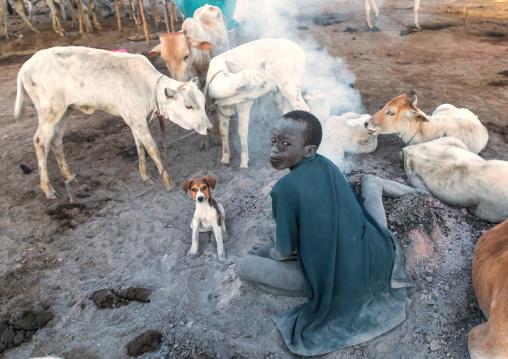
(248, 240), (275, 258)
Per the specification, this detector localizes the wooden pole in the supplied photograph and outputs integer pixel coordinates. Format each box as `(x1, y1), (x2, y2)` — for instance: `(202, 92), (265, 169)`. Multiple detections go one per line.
(169, 0), (175, 33)
(77, 0), (84, 33)
(115, 0), (122, 31)
(163, 0), (170, 33)
(138, 0), (149, 44)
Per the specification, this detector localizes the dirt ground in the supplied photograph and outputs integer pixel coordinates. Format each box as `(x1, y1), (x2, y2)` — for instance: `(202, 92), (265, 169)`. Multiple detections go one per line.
(0, 0), (508, 358)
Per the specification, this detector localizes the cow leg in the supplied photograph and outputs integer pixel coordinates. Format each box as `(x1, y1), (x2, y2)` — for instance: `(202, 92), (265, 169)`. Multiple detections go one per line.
(1, 0), (9, 39)
(51, 114), (80, 182)
(369, 0), (379, 19)
(13, 0), (40, 33)
(34, 109), (65, 199)
(413, 0), (421, 30)
(237, 100), (253, 168)
(89, 0), (102, 30)
(79, 0), (93, 32)
(126, 119), (173, 190)
(218, 107), (231, 166)
(276, 84), (309, 114)
(133, 134), (155, 184)
(361, 175), (422, 227)
(364, 0), (373, 29)
(45, 0), (64, 34)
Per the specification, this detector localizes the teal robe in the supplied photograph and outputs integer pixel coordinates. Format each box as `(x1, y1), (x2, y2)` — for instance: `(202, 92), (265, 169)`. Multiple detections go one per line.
(271, 154), (413, 356)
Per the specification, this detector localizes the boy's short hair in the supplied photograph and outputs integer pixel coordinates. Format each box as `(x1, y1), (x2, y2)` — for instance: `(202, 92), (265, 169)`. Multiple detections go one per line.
(283, 110), (322, 148)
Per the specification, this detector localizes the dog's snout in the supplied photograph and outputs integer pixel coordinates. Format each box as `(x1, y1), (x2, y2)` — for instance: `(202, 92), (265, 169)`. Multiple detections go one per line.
(197, 196), (205, 202)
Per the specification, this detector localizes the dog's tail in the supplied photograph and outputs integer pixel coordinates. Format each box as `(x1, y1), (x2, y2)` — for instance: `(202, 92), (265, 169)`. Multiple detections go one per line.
(14, 71), (25, 121)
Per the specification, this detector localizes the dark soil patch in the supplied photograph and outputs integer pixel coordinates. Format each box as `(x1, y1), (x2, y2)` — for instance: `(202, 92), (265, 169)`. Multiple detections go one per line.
(487, 80), (508, 86)
(0, 53), (34, 66)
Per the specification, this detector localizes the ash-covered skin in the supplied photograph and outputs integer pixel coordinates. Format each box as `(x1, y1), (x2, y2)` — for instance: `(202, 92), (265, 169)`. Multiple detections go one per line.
(269, 118), (317, 171)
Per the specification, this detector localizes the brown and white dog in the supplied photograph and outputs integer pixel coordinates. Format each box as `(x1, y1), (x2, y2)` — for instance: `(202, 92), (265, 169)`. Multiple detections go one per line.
(182, 177), (228, 262)
(468, 219), (508, 359)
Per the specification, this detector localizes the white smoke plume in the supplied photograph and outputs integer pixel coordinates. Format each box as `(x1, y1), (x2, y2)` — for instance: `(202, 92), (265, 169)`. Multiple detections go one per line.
(234, 0), (364, 114)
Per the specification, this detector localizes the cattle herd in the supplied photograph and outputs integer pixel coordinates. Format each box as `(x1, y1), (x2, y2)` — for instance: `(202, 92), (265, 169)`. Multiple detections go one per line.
(7, 2), (508, 358)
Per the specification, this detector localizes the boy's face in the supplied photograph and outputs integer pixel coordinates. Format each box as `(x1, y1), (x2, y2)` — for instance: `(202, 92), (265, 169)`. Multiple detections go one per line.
(270, 118), (316, 171)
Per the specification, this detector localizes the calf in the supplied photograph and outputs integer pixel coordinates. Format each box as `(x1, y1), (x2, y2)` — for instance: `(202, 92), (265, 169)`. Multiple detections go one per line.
(14, 46), (212, 199)
(206, 38), (309, 168)
(364, 92), (488, 154)
(403, 137), (508, 223)
(469, 219), (508, 359)
(148, 4), (229, 85)
(305, 90), (377, 167)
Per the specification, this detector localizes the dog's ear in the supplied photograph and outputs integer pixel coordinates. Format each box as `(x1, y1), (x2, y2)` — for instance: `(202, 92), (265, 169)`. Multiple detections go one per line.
(203, 177), (217, 189)
(182, 179), (193, 194)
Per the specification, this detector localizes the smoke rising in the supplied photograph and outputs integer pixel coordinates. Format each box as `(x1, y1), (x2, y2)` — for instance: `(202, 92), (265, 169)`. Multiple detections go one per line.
(235, 0), (365, 115)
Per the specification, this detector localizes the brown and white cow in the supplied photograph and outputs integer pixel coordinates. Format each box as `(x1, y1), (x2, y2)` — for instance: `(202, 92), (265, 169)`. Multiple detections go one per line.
(364, 92), (489, 154)
(469, 219), (508, 359)
(148, 4), (229, 85)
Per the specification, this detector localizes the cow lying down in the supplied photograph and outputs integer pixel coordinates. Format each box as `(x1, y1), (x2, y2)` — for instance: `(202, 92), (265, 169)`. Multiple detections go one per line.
(365, 92), (489, 154)
(305, 90), (377, 168)
(14, 46), (212, 199)
(403, 137), (508, 223)
(469, 219), (508, 359)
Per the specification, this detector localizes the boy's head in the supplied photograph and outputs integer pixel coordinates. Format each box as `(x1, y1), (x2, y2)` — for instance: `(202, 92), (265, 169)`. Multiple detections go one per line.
(270, 110), (322, 171)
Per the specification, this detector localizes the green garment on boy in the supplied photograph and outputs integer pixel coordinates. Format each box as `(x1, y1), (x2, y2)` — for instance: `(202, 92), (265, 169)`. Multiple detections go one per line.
(271, 153), (413, 356)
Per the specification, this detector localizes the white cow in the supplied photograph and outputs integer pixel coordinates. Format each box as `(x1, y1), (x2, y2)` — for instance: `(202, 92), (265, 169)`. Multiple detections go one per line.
(305, 90), (377, 168)
(205, 38), (309, 168)
(403, 137), (508, 223)
(14, 46), (212, 199)
(364, 92), (489, 154)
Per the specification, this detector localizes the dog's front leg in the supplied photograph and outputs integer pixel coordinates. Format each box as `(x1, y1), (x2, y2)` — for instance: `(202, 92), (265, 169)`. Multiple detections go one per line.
(218, 204), (229, 242)
(187, 220), (200, 257)
(212, 224), (226, 263)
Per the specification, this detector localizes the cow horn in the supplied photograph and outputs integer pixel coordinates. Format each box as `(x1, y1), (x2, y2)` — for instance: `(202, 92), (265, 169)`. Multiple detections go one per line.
(409, 89), (418, 106)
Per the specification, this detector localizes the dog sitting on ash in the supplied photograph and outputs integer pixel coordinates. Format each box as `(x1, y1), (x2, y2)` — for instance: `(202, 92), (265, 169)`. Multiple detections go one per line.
(182, 177), (228, 262)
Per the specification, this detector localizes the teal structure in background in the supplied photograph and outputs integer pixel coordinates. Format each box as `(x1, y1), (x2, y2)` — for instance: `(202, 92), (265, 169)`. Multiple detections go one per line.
(173, 0), (239, 30)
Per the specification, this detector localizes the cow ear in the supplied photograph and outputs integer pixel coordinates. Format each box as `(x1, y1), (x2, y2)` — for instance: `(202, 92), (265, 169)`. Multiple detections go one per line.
(182, 179), (193, 193)
(236, 85), (246, 92)
(189, 39), (215, 51)
(203, 177), (217, 189)
(225, 61), (242, 74)
(412, 110), (429, 122)
(148, 44), (161, 58)
(190, 77), (200, 86)
(165, 87), (176, 99)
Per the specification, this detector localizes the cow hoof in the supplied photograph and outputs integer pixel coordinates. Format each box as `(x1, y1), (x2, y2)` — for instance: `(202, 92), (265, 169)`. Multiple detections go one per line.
(187, 249), (198, 258)
(369, 26), (380, 32)
(45, 189), (60, 199)
(198, 144), (206, 152)
(217, 253), (227, 263)
(412, 25), (422, 32)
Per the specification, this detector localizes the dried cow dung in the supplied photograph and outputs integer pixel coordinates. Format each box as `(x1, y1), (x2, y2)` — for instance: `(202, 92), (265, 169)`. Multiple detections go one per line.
(126, 330), (162, 357)
(92, 289), (128, 309)
(114, 287), (152, 303)
(11, 310), (53, 330)
(0, 310), (53, 354)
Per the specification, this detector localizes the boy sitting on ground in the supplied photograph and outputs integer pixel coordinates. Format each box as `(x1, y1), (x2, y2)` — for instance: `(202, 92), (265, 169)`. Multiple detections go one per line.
(239, 110), (416, 356)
